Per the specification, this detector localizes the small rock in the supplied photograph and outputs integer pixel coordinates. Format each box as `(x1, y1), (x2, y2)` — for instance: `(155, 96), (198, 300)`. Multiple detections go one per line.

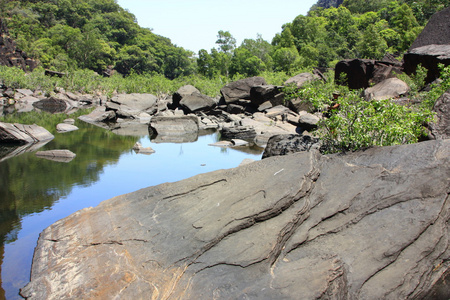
(231, 139), (249, 147)
(56, 123), (79, 133)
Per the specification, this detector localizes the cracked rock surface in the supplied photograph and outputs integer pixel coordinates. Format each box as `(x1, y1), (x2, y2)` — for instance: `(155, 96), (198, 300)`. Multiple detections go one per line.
(21, 140), (450, 299)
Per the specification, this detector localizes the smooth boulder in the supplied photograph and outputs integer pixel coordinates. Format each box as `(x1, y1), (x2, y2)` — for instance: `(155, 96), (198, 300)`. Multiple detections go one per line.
(20, 139), (450, 299)
(364, 78), (410, 101)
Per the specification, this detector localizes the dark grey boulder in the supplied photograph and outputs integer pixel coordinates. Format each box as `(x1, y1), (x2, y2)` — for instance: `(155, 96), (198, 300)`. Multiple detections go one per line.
(32, 97), (68, 113)
(409, 7), (450, 50)
(249, 85), (284, 107)
(220, 76), (267, 103)
(0, 122), (54, 145)
(335, 59), (402, 89)
(20, 139), (450, 300)
(220, 126), (257, 141)
(287, 97), (314, 113)
(298, 112), (321, 130)
(180, 93), (216, 113)
(429, 89), (450, 139)
(262, 134), (320, 159)
(404, 44), (450, 84)
(171, 85), (200, 109)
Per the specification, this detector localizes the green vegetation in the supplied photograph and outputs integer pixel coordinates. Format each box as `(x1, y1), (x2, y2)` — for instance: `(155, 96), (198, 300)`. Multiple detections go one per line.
(1, 0), (448, 154)
(283, 67), (444, 153)
(2, 0), (447, 77)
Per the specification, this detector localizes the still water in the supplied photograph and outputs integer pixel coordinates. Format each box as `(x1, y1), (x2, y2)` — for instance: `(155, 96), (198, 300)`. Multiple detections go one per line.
(0, 120), (263, 299)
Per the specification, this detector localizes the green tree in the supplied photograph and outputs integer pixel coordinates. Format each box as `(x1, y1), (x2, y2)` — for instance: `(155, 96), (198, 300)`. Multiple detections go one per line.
(272, 47), (302, 73)
(230, 47), (266, 77)
(356, 24), (388, 59)
(115, 45), (157, 75)
(216, 30), (236, 54)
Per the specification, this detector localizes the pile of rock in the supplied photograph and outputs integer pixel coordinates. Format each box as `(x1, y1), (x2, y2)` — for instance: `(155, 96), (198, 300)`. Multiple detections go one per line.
(1, 86), (104, 115)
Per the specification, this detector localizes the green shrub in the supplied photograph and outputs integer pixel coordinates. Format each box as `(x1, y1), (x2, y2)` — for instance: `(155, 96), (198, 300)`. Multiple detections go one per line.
(318, 92), (433, 153)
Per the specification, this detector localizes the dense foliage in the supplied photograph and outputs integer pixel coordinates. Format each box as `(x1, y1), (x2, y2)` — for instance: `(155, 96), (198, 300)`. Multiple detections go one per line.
(283, 66), (445, 153)
(199, 0), (447, 77)
(1, 0), (196, 78)
(1, 0), (447, 78)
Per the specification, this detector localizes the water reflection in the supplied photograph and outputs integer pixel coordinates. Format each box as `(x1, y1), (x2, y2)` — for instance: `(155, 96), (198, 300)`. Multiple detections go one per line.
(0, 118), (263, 299)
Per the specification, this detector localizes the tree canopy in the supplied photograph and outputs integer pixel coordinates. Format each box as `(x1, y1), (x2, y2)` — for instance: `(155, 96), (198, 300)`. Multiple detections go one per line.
(1, 0), (195, 77)
(1, 0), (447, 79)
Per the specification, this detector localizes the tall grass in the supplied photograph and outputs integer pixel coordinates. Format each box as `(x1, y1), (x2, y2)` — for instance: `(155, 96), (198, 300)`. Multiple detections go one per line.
(0, 66), (302, 98)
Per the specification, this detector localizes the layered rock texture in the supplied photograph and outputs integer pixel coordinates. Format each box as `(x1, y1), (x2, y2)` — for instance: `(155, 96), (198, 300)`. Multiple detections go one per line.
(21, 139), (450, 299)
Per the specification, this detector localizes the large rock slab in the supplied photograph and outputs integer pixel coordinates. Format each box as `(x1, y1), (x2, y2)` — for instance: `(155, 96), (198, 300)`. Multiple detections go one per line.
(220, 76), (267, 103)
(21, 140), (450, 299)
(180, 93), (216, 113)
(0, 122), (54, 145)
(106, 93), (158, 118)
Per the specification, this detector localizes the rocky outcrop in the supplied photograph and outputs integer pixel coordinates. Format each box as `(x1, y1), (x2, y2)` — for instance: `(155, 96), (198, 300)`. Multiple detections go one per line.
(403, 45), (450, 84)
(0, 122), (54, 145)
(404, 7), (450, 83)
(364, 78), (410, 101)
(429, 89), (450, 139)
(220, 76), (267, 103)
(0, 18), (37, 72)
(409, 7), (450, 50)
(20, 139), (450, 300)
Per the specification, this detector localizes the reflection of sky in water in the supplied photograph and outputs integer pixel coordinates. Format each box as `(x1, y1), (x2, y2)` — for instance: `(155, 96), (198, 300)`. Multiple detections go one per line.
(2, 132), (262, 300)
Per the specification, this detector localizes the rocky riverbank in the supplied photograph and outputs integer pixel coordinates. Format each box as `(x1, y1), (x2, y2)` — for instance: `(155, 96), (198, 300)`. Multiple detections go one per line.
(20, 139), (449, 299)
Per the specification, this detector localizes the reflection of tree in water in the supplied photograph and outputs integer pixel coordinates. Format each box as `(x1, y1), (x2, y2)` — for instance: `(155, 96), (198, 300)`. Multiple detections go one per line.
(0, 120), (137, 295)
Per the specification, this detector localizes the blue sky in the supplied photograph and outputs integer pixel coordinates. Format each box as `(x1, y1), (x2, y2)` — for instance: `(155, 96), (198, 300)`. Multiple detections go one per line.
(116, 0), (317, 53)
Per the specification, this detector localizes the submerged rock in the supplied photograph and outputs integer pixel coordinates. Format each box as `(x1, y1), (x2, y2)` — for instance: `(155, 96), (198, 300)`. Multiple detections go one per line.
(35, 149), (76, 163)
(21, 140), (450, 299)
